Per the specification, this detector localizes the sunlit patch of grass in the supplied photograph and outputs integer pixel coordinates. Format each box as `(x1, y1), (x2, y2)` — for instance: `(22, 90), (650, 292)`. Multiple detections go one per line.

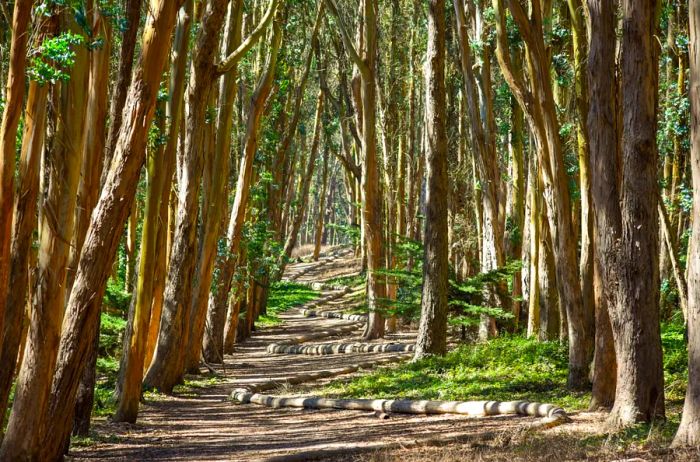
(327, 272), (366, 289)
(256, 281), (320, 327)
(321, 336), (590, 411)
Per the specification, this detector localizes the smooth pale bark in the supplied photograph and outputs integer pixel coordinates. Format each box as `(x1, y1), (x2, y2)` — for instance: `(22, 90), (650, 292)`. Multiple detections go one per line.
(0, 0), (31, 348)
(202, 0), (244, 364)
(414, 0), (448, 359)
(527, 156), (541, 338)
(70, 5), (113, 436)
(202, 17), (283, 367)
(144, 3), (193, 370)
(673, 0), (700, 445)
(32, 2), (185, 459)
(144, 0), (230, 392)
(0, 14), (55, 431)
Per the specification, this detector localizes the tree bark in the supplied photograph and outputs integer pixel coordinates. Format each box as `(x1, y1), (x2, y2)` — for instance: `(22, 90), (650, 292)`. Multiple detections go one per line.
(0, 5), (52, 432)
(28, 2), (185, 459)
(587, 0), (665, 428)
(201, 0), (244, 364)
(0, 9), (89, 460)
(69, 3), (113, 435)
(144, 3), (193, 371)
(414, 0), (448, 359)
(673, 0), (700, 445)
(102, 0), (144, 185)
(0, 0), (32, 350)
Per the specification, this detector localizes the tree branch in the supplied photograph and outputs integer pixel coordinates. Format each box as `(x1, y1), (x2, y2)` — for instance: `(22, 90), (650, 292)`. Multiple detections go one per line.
(215, 0), (280, 75)
(324, 0), (369, 79)
(492, 0), (533, 114)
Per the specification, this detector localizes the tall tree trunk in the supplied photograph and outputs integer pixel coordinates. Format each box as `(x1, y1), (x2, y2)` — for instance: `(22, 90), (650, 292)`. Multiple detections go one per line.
(414, 0), (448, 359)
(588, 0), (665, 428)
(102, 0), (144, 185)
(26, 3), (186, 459)
(0, 9), (90, 459)
(313, 149), (330, 260)
(145, 0), (232, 392)
(70, 4), (113, 436)
(493, 0), (593, 388)
(0, 10), (55, 431)
(200, 14), (283, 373)
(201, 0), (244, 364)
(282, 90), (324, 266)
(0, 0), (32, 350)
(673, 0), (700, 445)
(144, 4), (193, 371)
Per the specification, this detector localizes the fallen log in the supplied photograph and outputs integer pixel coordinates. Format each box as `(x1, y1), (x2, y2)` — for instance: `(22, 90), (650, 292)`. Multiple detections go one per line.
(237, 355), (410, 393)
(300, 308), (367, 322)
(267, 342), (415, 355)
(232, 392), (569, 423)
(266, 324), (366, 352)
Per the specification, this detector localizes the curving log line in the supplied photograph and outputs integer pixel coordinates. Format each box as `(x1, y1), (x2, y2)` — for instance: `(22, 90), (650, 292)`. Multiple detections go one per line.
(232, 391), (569, 423)
(300, 308), (367, 322)
(237, 355), (411, 394)
(267, 323), (364, 352)
(267, 342), (415, 355)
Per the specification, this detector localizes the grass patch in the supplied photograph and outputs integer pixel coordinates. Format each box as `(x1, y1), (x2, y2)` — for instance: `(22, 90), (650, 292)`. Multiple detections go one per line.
(256, 281), (320, 327)
(320, 335), (590, 410)
(327, 272), (366, 289)
(320, 320), (689, 417)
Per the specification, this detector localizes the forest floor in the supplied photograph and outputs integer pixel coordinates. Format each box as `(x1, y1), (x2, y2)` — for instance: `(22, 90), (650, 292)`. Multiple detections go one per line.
(69, 248), (700, 461)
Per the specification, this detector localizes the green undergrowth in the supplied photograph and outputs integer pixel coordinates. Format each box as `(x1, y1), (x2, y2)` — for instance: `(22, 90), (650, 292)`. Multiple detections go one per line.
(320, 320), (689, 417)
(93, 311), (127, 417)
(256, 281), (320, 327)
(327, 272), (366, 289)
(321, 335), (589, 410)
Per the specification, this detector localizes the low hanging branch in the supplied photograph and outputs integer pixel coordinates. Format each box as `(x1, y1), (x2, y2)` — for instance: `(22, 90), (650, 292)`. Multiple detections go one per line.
(232, 392), (570, 425)
(267, 342), (415, 355)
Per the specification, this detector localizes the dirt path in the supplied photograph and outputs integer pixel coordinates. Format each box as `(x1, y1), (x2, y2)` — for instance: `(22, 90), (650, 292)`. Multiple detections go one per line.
(70, 248), (552, 462)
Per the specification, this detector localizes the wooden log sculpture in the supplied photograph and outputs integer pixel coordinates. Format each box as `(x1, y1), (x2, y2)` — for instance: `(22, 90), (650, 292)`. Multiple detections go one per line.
(232, 391), (570, 425)
(267, 342), (415, 355)
(266, 323), (364, 352)
(300, 308), (367, 322)
(238, 355), (411, 393)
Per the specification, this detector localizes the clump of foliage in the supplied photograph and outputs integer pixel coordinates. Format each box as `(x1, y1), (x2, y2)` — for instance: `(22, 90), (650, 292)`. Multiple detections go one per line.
(377, 237), (520, 328)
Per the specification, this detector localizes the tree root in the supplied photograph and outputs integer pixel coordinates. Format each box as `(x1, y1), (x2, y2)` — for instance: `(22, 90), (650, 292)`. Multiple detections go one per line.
(234, 355), (411, 394)
(267, 342), (415, 355)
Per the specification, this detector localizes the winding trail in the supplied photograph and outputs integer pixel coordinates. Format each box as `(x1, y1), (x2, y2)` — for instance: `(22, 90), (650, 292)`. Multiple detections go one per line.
(71, 247), (561, 462)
